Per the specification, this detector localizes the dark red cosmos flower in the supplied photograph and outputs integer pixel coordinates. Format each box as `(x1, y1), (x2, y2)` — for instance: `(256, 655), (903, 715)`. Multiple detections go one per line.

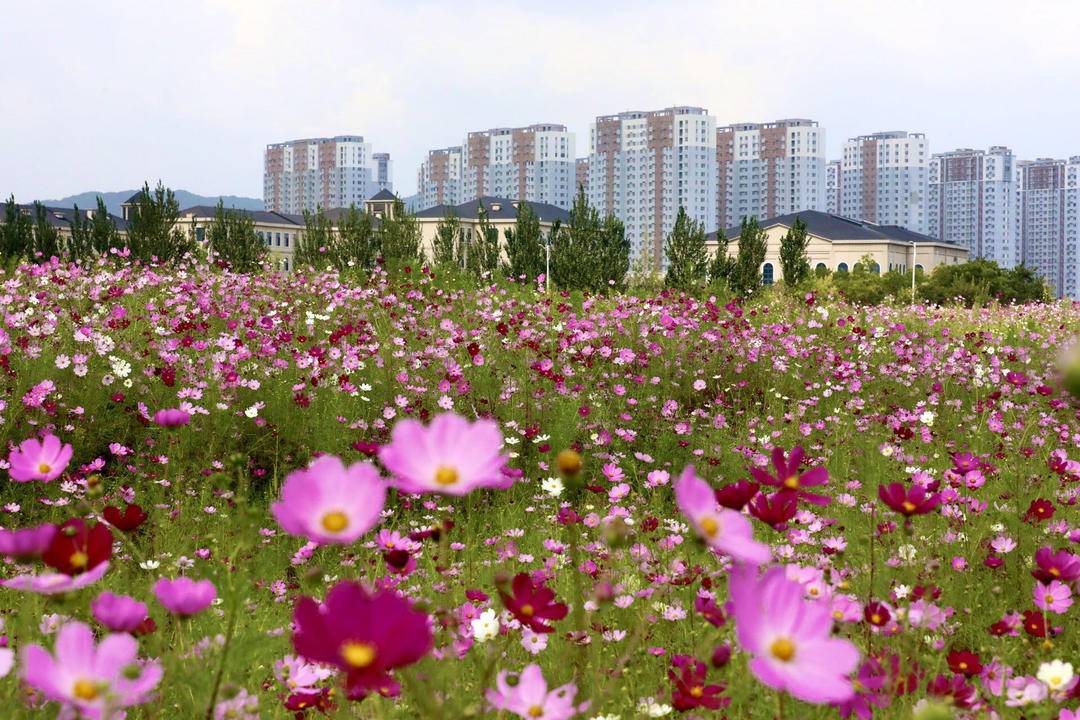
(693, 594), (726, 628)
(1022, 610), (1048, 638)
(714, 479), (759, 510)
(927, 673), (976, 709)
(749, 446), (830, 505)
(292, 581), (432, 696)
(42, 519), (113, 576)
(946, 650), (982, 677)
(864, 601), (891, 627)
(878, 483), (941, 517)
(350, 440), (380, 457)
(1032, 547), (1080, 583)
(1025, 499), (1055, 523)
(747, 491), (799, 530)
(500, 573), (568, 634)
(668, 656), (728, 711)
(102, 503), (148, 532)
(284, 689), (335, 713)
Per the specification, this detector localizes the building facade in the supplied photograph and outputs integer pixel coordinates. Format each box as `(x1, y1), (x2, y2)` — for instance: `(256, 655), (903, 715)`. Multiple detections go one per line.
(928, 147), (1019, 268)
(840, 131), (929, 234)
(575, 158), (589, 196)
(413, 196), (569, 262)
(587, 106), (717, 266)
(825, 160), (841, 215)
(716, 119), (826, 228)
(264, 135), (393, 215)
(460, 124), (575, 210)
(1017, 157), (1080, 298)
(417, 146), (464, 210)
(176, 206), (304, 271)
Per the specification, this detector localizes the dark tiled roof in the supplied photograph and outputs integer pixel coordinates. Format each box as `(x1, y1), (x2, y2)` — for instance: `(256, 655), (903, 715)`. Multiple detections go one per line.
(179, 206), (305, 226)
(10, 204), (129, 231)
(123, 191), (144, 205)
(367, 189), (397, 201)
(415, 197), (569, 223)
(707, 210), (961, 246)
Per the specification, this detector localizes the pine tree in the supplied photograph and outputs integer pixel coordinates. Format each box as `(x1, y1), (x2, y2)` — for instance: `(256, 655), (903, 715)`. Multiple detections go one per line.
(432, 208), (459, 266)
(90, 197), (121, 256)
(730, 217), (768, 298)
(31, 202), (61, 261)
(503, 202), (544, 280)
(469, 202), (500, 275)
(663, 206), (708, 290)
(707, 227), (735, 288)
(336, 204), (379, 271)
(598, 214), (630, 292)
(206, 200), (267, 272)
(125, 182), (193, 264)
(296, 207), (335, 270)
(379, 200), (422, 264)
(68, 204), (93, 262)
(0, 196), (33, 262)
(778, 216), (811, 289)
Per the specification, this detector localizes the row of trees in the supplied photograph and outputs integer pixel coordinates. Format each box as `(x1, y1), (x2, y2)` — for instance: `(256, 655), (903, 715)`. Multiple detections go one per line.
(292, 200), (422, 273)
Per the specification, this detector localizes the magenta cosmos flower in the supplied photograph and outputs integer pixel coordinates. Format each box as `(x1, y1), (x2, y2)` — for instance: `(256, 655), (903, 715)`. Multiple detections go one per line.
(750, 446), (831, 505)
(152, 408), (190, 427)
(292, 581), (432, 696)
(378, 412), (510, 496)
(486, 663), (587, 719)
(271, 455), (387, 545)
(0, 523), (56, 559)
(0, 561), (109, 595)
(20, 620), (162, 717)
(730, 564), (858, 704)
(8, 434), (73, 482)
(674, 466), (771, 566)
(1033, 580), (1073, 614)
(92, 591), (149, 633)
(153, 577), (216, 616)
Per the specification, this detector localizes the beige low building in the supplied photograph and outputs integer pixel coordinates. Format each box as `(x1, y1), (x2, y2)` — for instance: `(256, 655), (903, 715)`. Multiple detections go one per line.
(414, 196), (569, 259)
(706, 210), (967, 284)
(174, 206), (305, 271)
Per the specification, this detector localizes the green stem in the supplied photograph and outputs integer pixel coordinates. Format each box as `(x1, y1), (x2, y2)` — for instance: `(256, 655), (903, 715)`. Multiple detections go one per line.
(203, 593), (240, 719)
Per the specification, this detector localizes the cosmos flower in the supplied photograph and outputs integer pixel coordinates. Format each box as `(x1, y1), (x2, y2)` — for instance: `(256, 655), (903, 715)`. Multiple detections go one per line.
(747, 491), (799, 531)
(292, 581), (432, 696)
(102, 504), (148, 532)
(877, 483), (941, 517)
(7, 434), (73, 482)
(42, 519), (113, 576)
(1033, 580), (1073, 614)
(1032, 547), (1080, 583)
(152, 408), (190, 427)
(749, 446), (831, 505)
(0, 523), (56, 559)
(153, 577), (217, 616)
(0, 561), (110, 595)
(729, 564), (858, 704)
(668, 655), (727, 711)
(91, 592), (149, 633)
(20, 620), (162, 717)
(674, 466), (771, 566)
(271, 455), (387, 545)
(486, 663), (586, 720)
(378, 412), (511, 496)
(500, 573), (569, 634)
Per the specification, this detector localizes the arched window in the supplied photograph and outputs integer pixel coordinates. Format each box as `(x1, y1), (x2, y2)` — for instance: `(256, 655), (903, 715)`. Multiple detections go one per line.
(762, 262), (774, 285)
(870, 262), (880, 275)
(915, 264), (924, 272)
(837, 262), (849, 273)
(816, 263), (827, 273)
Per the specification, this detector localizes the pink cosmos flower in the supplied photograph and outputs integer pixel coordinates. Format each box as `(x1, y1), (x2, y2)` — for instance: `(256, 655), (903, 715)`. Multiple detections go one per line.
(20, 621), (162, 717)
(271, 455), (387, 545)
(1034, 580), (1073, 614)
(674, 466), (771, 566)
(0, 561), (109, 595)
(8, 434), (73, 482)
(0, 523), (57, 559)
(378, 412), (510, 496)
(152, 408), (190, 427)
(91, 592), (149, 633)
(729, 564), (859, 704)
(486, 663), (587, 719)
(153, 577), (216, 616)
(750, 446), (831, 505)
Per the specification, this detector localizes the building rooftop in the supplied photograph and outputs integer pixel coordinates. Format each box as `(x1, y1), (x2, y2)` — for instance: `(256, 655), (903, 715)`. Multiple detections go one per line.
(179, 206), (305, 226)
(8, 204), (130, 231)
(415, 197), (570, 223)
(368, 189), (397, 202)
(708, 210), (962, 247)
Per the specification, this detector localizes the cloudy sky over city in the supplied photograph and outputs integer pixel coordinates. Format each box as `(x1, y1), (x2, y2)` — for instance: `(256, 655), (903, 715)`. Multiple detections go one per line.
(2, 0), (1078, 201)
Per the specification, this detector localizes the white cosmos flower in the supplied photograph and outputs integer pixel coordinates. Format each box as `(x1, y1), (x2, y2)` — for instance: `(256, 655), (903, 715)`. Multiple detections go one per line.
(471, 608), (499, 643)
(1037, 660), (1073, 691)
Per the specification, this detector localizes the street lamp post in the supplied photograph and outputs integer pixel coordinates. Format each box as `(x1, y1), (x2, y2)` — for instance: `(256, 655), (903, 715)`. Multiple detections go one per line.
(544, 239), (551, 294)
(911, 240), (917, 303)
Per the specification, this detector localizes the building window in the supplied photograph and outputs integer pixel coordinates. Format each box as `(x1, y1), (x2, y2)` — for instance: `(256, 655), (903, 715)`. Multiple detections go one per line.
(815, 262), (827, 274)
(762, 262), (774, 285)
(870, 262), (880, 275)
(837, 262), (849, 273)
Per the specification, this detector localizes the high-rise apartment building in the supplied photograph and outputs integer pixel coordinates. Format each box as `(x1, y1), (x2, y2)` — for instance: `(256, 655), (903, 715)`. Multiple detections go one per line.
(417, 146), (464, 210)
(716, 119), (826, 227)
(587, 106), (717, 265)
(460, 124), (575, 209)
(928, 147), (1019, 268)
(264, 135), (392, 214)
(825, 160), (841, 215)
(575, 158), (589, 196)
(839, 131), (929, 233)
(1017, 157), (1080, 298)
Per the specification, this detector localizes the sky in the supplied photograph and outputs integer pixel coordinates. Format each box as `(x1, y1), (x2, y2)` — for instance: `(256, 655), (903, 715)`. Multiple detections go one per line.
(3, 0), (1080, 202)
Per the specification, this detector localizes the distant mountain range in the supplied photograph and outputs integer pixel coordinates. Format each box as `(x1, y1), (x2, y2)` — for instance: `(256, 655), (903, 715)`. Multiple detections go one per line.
(38, 190), (263, 217)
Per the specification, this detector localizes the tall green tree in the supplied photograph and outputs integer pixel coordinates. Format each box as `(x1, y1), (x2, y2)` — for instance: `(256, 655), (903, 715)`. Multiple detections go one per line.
(598, 214), (630, 292)
(432, 207), (460, 267)
(31, 202), (61, 261)
(125, 182), (193, 264)
(379, 200), (422, 264)
(90, 197), (121, 256)
(551, 188), (629, 293)
(503, 202), (545, 279)
(1, 196), (34, 262)
(707, 227), (735, 288)
(68, 204), (93, 262)
(730, 216), (768, 298)
(467, 202), (500, 275)
(336, 204), (379, 271)
(663, 206), (709, 290)
(206, 200), (267, 272)
(296, 207), (336, 270)
(778, 216), (811, 289)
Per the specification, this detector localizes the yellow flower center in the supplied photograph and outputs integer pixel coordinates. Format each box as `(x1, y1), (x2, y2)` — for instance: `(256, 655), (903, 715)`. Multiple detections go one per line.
(690, 686), (704, 698)
(783, 475), (800, 490)
(1050, 567), (1060, 577)
(870, 613), (882, 625)
(833, 611), (843, 620)
(958, 661), (968, 670)
(435, 466), (459, 486)
(901, 500), (917, 513)
(341, 641), (377, 668)
(1049, 675), (1062, 687)
(520, 604), (534, 617)
(37, 463), (52, 475)
(699, 516), (720, 537)
(770, 637), (796, 662)
(1045, 594), (1055, 605)
(528, 706), (544, 718)
(321, 511), (348, 533)
(70, 551), (88, 568)
(73, 678), (99, 700)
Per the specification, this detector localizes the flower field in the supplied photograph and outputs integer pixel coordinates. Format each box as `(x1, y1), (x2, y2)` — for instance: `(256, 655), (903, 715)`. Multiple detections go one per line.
(0, 258), (1079, 719)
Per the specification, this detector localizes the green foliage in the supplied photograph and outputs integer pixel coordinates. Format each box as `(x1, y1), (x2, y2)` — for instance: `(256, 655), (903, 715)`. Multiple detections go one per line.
(467, 202), (500, 276)
(919, 258), (1049, 306)
(551, 188), (629, 293)
(296, 207), (336, 271)
(206, 200), (268, 273)
(503, 202), (545, 280)
(125, 182), (194, 264)
(67, 204), (93, 262)
(90, 197), (121, 256)
(30, 202), (61, 261)
(707, 228), (735, 290)
(778, 217), (811, 289)
(1, 196), (33, 262)
(432, 208), (460, 267)
(335, 204), (379, 272)
(663, 206), (708, 291)
(729, 217), (768, 298)
(627, 243), (665, 295)
(379, 201), (423, 264)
